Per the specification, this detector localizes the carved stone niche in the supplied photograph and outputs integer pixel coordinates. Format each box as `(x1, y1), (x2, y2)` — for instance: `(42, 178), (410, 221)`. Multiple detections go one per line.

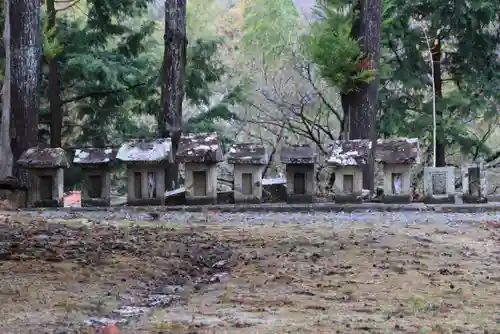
(461, 160), (487, 203)
(17, 147), (70, 207)
(176, 132), (224, 205)
(423, 166), (455, 203)
(116, 138), (172, 206)
(227, 143), (268, 204)
(327, 139), (371, 203)
(280, 144), (316, 203)
(376, 138), (419, 203)
(73, 147), (117, 207)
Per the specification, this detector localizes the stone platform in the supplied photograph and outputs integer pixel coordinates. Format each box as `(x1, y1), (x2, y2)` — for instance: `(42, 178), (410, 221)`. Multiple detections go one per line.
(17, 202), (500, 214)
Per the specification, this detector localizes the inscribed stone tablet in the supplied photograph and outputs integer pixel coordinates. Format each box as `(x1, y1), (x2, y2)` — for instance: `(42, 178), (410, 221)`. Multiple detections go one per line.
(431, 171), (447, 195)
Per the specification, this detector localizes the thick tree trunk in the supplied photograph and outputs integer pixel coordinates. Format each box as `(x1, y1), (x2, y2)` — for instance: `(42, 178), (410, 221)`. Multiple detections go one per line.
(159, 0), (187, 191)
(47, 0), (62, 148)
(432, 39), (446, 166)
(345, 0), (381, 192)
(10, 0), (41, 186)
(0, 0), (13, 179)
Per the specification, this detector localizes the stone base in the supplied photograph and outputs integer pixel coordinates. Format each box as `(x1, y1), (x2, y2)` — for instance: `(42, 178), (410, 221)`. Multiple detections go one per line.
(234, 197), (263, 204)
(286, 194), (314, 203)
(33, 199), (63, 208)
(217, 191), (234, 204)
(263, 183), (287, 203)
(382, 194), (411, 204)
(82, 198), (110, 207)
(164, 193), (187, 206)
(0, 189), (27, 208)
(423, 195), (455, 204)
(334, 194), (363, 204)
(186, 197), (218, 205)
(127, 198), (164, 206)
(462, 194), (488, 204)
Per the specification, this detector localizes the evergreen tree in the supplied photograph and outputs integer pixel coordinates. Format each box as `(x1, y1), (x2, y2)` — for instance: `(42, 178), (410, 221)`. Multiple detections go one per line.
(379, 0), (500, 164)
(10, 0), (41, 185)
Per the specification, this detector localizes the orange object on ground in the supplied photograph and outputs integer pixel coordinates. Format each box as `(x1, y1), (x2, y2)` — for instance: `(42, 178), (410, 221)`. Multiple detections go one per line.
(101, 323), (119, 334)
(63, 190), (81, 206)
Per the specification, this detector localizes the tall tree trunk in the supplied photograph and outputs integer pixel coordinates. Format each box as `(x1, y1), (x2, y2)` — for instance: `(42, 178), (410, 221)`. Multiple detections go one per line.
(10, 0), (41, 186)
(159, 0), (187, 191)
(344, 0), (381, 192)
(432, 39), (446, 166)
(0, 0), (13, 180)
(47, 0), (62, 148)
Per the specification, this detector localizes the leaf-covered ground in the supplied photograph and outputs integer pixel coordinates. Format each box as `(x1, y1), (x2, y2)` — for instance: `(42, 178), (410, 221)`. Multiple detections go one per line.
(0, 212), (499, 333)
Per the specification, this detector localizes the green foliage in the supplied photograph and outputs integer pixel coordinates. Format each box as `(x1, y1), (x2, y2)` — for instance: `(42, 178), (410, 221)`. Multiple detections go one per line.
(50, 6), (159, 145)
(185, 38), (227, 106)
(185, 85), (245, 134)
(40, 9), (64, 58)
(241, 0), (302, 67)
(301, 0), (376, 93)
(182, 38), (247, 147)
(302, 0), (499, 160)
(378, 0), (500, 158)
(34, 0), (245, 148)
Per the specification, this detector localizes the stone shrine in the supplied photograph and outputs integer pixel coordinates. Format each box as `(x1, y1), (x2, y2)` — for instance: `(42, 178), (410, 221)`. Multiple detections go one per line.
(17, 147), (70, 207)
(227, 143), (268, 203)
(280, 144), (316, 203)
(73, 147), (117, 206)
(177, 132), (223, 205)
(375, 138), (419, 203)
(327, 139), (371, 203)
(116, 138), (172, 206)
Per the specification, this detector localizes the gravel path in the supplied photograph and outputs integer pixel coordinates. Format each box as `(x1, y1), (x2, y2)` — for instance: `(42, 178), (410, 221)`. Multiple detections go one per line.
(9, 209), (500, 226)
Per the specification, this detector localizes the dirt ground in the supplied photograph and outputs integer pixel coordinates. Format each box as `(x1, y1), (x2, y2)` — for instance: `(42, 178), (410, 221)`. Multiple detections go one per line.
(0, 212), (500, 333)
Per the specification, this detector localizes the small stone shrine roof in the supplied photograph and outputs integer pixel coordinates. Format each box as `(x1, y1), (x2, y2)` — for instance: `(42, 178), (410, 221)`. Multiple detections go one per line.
(73, 147), (117, 165)
(17, 147), (70, 168)
(375, 138), (419, 164)
(327, 140), (372, 166)
(226, 143), (268, 165)
(280, 144), (316, 164)
(177, 132), (223, 163)
(116, 138), (172, 163)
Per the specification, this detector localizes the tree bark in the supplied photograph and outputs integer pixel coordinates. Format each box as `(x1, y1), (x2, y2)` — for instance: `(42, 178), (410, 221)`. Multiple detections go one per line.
(159, 0), (187, 191)
(345, 0), (381, 192)
(432, 39), (446, 166)
(47, 0), (62, 148)
(10, 0), (41, 186)
(0, 0), (13, 180)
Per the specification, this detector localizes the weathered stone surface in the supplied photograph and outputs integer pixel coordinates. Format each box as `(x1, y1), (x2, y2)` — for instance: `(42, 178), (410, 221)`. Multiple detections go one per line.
(262, 177), (287, 202)
(327, 140), (372, 166)
(374, 163), (385, 190)
(17, 147), (70, 168)
(227, 143), (268, 165)
(73, 148), (117, 165)
(423, 167), (455, 204)
(280, 144), (316, 164)
(81, 198), (109, 207)
(17, 201), (500, 214)
(376, 138), (419, 164)
(461, 160), (487, 203)
(0, 176), (27, 209)
(164, 187), (187, 206)
(0, 176), (26, 190)
(116, 138), (172, 163)
(334, 194), (364, 204)
(177, 132), (223, 163)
